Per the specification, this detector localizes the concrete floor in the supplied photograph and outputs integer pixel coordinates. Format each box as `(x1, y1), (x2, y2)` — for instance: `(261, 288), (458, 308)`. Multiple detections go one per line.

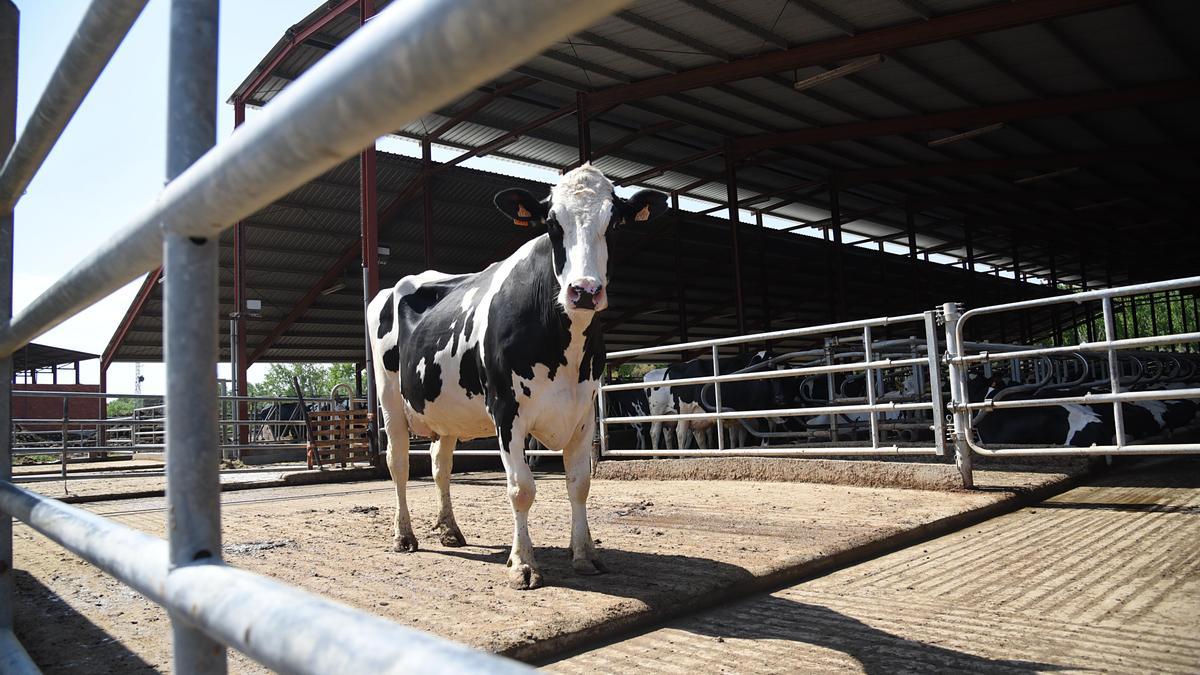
(547, 457), (1200, 674)
(9, 463), (1075, 672)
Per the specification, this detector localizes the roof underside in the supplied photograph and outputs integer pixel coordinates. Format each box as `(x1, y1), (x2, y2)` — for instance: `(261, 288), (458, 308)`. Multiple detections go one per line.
(14, 343), (98, 372)
(110, 0), (1200, 364)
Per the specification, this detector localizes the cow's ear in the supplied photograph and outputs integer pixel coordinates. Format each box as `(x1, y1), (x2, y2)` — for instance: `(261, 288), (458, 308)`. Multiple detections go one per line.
(494, 188), (548, 227)
(620, 189), (669, 224)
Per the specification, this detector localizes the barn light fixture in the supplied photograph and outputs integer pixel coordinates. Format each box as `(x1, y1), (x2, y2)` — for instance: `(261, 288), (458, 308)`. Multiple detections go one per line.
(1014, 166), (1079, 184)
(245, 298), (262, 318)
(793, 54), (884, 92)
(377, 244), (391, 265)
(928, 122), (1005, 147)
(321, 281), (347, 296)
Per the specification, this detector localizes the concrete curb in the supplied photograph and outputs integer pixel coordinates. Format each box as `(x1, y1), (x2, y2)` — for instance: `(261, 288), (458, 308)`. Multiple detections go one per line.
(514, 465), (1098, 666)
(55, 467), (386, 505)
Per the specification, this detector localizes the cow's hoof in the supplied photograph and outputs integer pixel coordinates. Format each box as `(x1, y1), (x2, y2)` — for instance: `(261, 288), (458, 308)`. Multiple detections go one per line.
(572, 557), (608, 575)
(393, 534), (419, 553)
(438, 527), (466, 548)
(508, 564), (543, 590)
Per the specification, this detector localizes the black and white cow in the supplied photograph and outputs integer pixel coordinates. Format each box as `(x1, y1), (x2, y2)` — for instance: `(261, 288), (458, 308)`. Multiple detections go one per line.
(655, 352), (776, 449)
(367, 165), (666, 589)
(604, 387), (652, 449)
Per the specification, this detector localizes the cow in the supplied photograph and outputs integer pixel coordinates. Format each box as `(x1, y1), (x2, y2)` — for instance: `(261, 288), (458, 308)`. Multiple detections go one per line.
(644, 367), (677, 451)
(657, 351), (775, 449)
(604, 386), (652, 449)
(367, 165), (666, 589)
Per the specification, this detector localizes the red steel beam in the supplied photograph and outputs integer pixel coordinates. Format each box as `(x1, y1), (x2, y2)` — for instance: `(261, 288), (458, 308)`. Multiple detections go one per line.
(586, 0), (1130, 110)
(840, 142), (1198, 186)
(736, 79), (1200, 157)
(236, 0), (360, 105)
(100, 268), (162, 373)
(248, 241), (360, 364)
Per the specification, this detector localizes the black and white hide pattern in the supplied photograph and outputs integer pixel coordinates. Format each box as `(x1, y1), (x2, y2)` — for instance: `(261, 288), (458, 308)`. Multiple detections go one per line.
(368, 165), (667, 590)
(659, 352), (775, 449)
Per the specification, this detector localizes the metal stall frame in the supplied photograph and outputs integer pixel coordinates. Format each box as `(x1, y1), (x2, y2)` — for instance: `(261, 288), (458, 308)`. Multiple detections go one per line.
(0, 0), (630, 671)
(948, 275), (1200, 459)
(600, 311), (947, 457)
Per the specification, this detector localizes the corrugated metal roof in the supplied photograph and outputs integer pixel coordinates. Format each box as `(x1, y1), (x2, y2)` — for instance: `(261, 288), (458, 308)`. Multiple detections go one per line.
(111, 0), (1200, 363)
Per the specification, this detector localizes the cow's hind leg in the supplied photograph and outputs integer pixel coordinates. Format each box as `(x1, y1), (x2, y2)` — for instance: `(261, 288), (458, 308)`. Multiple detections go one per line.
(382, 403), (417, 552)
(497, 417), (541, 590)
(430, 436), (465, 547)
(563, 413), (605, 575)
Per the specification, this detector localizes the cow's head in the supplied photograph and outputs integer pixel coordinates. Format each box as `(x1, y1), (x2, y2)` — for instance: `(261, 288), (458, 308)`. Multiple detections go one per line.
(494, 164), (667, 313)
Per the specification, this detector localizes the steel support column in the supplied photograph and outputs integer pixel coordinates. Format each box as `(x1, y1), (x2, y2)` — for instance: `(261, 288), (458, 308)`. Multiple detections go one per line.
(905, 200), (919, 303)
(828, 183), (847, 321)
(0, 0), (15, 638)
(576, 91), (590, 164)
(724, 145), (746, 336)
(1049, 249), (1062, 346)
(164, 0), (224, 671)
(420, 136), (433, 268)
(672, 193), (688, 352)
(231, 100), (248, 445)
(755, 210), (770, 332)
(360, 0), (380, 458)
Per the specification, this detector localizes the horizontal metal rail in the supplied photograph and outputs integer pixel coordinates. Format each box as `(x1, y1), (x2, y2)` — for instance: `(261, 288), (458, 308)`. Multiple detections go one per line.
(606, 400), (933, 424)
(0, 0), (630, 357)
(953, 275), (1200, 459)
(601, 446), (939, 457)
(606, 312), (926, 359)
(600, 356), (927, 391)
(0, 481), (530, 673)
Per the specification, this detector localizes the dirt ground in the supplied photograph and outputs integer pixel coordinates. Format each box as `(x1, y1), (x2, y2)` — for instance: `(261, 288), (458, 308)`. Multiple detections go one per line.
(10, 464), (1076, 673)
(549, 457), (1200, 674)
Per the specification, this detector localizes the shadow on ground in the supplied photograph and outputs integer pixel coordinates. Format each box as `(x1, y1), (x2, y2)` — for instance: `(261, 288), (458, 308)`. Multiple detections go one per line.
(12, 570), (157, 674)
(428, 544), (1068, 672)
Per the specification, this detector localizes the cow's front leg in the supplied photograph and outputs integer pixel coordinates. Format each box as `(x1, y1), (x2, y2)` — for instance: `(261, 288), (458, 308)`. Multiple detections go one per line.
(496, 415), (541, 590)
(563, 412), (605, 576)
(430, 436), (466, 547)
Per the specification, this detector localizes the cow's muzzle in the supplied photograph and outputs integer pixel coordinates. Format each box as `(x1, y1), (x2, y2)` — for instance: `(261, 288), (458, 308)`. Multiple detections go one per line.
(567, 283), (604, 311)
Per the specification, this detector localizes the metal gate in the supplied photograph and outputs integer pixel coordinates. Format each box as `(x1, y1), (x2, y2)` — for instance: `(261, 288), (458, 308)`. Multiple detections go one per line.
(599, 311), (947, 457)
(944, 276), (1200, 486)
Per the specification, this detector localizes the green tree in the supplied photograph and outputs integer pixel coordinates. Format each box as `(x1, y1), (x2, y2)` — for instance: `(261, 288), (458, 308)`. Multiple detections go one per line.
(106, 397), (138, 417)
(248, 363), (360, 399)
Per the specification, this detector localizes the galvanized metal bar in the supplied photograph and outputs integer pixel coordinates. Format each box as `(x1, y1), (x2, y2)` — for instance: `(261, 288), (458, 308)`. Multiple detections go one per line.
(863, 326), (879, 449)
(164, 0), (224, 670)
(0, 0), (631, 357)
(1101, 297), (1127, 447)
(602, 446), (939, 457)
(0, 0), (149, 212)
(606, 400), (934, 425)
(0, 0), (13, 643)
(600, 356), (928, 391)
(824, 339), (839, 442)
(596, 372), (609, 458)
(0, 628), (37, 675)
(961, 387), (1200, 411)
(712, 345), (724, 451)
(0, 481), (532, 674)
(923, 311), (947, 456)
(952, 332), (1200, 366)
(962, 276), (1200, 321)
(606, 313), (926, 359)
(942, 302), (973, 489)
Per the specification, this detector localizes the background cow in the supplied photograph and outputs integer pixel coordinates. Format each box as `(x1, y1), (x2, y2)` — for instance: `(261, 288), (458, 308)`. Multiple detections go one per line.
(367, 165), (666, 589)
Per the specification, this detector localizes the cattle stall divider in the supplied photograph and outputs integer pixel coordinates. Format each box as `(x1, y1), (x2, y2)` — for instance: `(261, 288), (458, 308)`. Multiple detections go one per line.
(0, 0), (630, 671)
(946, 276), (1200, 466)
(598, 311), (948, 458)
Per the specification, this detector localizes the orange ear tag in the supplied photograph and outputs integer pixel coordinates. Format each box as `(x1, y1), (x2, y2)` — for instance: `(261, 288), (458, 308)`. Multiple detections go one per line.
(634, 205), (651, 221)
(513, 219), (530, 227)
(517, 205), (532, 218)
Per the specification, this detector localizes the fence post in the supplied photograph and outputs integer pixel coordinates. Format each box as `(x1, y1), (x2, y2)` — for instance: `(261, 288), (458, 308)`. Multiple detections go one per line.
(0, 0), (15, 638)
(164, 0), (225, 672)
(942, 302), (974, 489)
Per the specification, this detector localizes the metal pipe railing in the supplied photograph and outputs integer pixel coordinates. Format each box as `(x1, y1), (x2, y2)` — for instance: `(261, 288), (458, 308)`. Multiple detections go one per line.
(0, 0), (149, 213)
(0, 481), (530, 673)
(0, 0), (630, 357)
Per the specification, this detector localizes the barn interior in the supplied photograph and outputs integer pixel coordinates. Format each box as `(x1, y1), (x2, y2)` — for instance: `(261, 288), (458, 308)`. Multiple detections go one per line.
(100, 0), (1199, 395)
